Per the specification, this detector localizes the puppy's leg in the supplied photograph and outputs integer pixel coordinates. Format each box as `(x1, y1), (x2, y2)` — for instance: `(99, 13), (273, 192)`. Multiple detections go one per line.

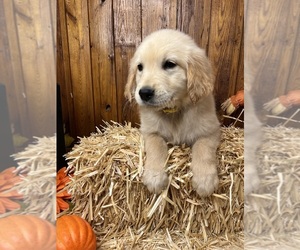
(244, 139), (261, 195)
(244, 103), (262, 194)
(244, 161), (260, 195)
(142, 134), (169, 193)
(191, 135), (219, 196)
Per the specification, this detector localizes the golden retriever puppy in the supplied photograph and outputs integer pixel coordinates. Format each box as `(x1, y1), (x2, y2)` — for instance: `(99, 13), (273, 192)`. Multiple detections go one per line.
(125, 29), (220, 196)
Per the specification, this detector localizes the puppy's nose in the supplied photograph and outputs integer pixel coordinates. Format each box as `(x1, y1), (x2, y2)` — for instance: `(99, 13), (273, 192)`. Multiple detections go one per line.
(139, 87), (155, 102)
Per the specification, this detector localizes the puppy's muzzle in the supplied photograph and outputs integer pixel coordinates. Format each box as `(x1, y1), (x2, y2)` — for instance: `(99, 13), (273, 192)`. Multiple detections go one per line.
(139, 87), (155, 102)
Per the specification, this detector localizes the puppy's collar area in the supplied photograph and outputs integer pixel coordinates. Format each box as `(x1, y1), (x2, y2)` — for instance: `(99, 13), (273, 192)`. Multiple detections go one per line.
(162, 107), (179, 114)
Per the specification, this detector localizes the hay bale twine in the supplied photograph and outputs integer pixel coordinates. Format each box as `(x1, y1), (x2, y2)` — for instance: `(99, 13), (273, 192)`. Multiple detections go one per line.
(65, 122), (244, 248)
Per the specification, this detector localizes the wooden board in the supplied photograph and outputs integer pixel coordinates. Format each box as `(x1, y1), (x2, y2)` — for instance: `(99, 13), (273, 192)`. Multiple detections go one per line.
(88, 0), (118, 127)
(245, 0), (300, 106)
(178, 0), (212, 51)
(141, 0), (177, 37)
(114, 0), (142, 126)
(2, 0), (30, 136)
(64, 0), (95, 136)
(208, 0), (244, 109)
(0, 0), (19, 127)
(13, 0), (56, 136)
(57, 0), (76, 136)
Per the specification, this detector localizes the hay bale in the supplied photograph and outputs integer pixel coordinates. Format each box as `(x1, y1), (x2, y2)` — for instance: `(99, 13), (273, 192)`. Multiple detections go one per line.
(245, 126), (300, 249)
(12, 136), (56, 222)
(99, 229), (244, 249)
(65, 122), (244, 248)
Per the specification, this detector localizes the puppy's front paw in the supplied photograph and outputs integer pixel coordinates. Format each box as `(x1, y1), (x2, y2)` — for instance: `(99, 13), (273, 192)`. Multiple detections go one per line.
(192, 171), (219, 197)
(142, 168), (168, 194)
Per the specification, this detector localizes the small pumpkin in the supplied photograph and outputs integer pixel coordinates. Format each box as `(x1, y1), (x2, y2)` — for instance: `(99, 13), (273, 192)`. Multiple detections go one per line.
(0, 214), (56, 250)
(57, 214), (97, 250)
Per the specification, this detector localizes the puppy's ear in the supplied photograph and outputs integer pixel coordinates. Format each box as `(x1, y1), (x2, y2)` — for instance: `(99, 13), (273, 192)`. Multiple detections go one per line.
(187, 49), (215, 103)
(124, 62), (137, 102)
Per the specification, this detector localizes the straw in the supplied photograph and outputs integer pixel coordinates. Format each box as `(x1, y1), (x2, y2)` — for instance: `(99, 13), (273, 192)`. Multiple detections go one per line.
(65, 122), (244, 248)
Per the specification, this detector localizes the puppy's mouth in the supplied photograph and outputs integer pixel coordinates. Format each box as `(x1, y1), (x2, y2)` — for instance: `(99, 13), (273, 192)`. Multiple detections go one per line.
(161, 107), (179, 114)
(137, 87), (178, 111)
(141, 100), (178, 113)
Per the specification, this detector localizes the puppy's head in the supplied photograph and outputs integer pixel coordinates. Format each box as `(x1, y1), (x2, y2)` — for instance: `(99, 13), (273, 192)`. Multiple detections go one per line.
(125, 29), (215, 111)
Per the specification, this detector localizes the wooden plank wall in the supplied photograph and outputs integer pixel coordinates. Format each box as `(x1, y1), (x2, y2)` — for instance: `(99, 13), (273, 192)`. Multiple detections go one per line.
(1, 1), (299, 140)
(57, 0), (244, 137)
(0, 0), (56, 138)
(245, 0), (300, 111)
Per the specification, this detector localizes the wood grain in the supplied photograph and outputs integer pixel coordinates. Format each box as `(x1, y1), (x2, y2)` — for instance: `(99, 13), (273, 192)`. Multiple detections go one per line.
(2, 0), (247, 137)
(65, 0), (95, 136)
(114, 0), (141, 125)
(230, 0), (244, 95)
(208, 0), (243, 109)
(1, 0), (298, 137)
(178, 0), (212, 51)
(88, 0), (118, 127)
(0, 0), (19, 128)
(287, 21), (300, 92)
(245, 0), (300, 105)
(56, 0), (246, 135)
(2, 0), (30, 136)
(14, 0), (56, 136)
(141, 0), (177, 37)
(57, 0), (76, 136)
(236, 31), (244, 93)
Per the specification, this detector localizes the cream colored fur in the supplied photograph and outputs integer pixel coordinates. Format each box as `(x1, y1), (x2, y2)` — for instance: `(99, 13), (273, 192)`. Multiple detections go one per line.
(125, 29), (220, 196)
(244, 67), (262, 195)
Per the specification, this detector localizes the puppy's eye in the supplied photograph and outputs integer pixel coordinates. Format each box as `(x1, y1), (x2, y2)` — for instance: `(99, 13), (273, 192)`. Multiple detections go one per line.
(137, 63), (143, 71)
(163, 60), (177, 70)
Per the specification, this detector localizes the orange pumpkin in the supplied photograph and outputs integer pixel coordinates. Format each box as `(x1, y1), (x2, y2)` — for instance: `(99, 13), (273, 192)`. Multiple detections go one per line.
(57, 214), (97, 250)
(0, 214), (56, 250)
